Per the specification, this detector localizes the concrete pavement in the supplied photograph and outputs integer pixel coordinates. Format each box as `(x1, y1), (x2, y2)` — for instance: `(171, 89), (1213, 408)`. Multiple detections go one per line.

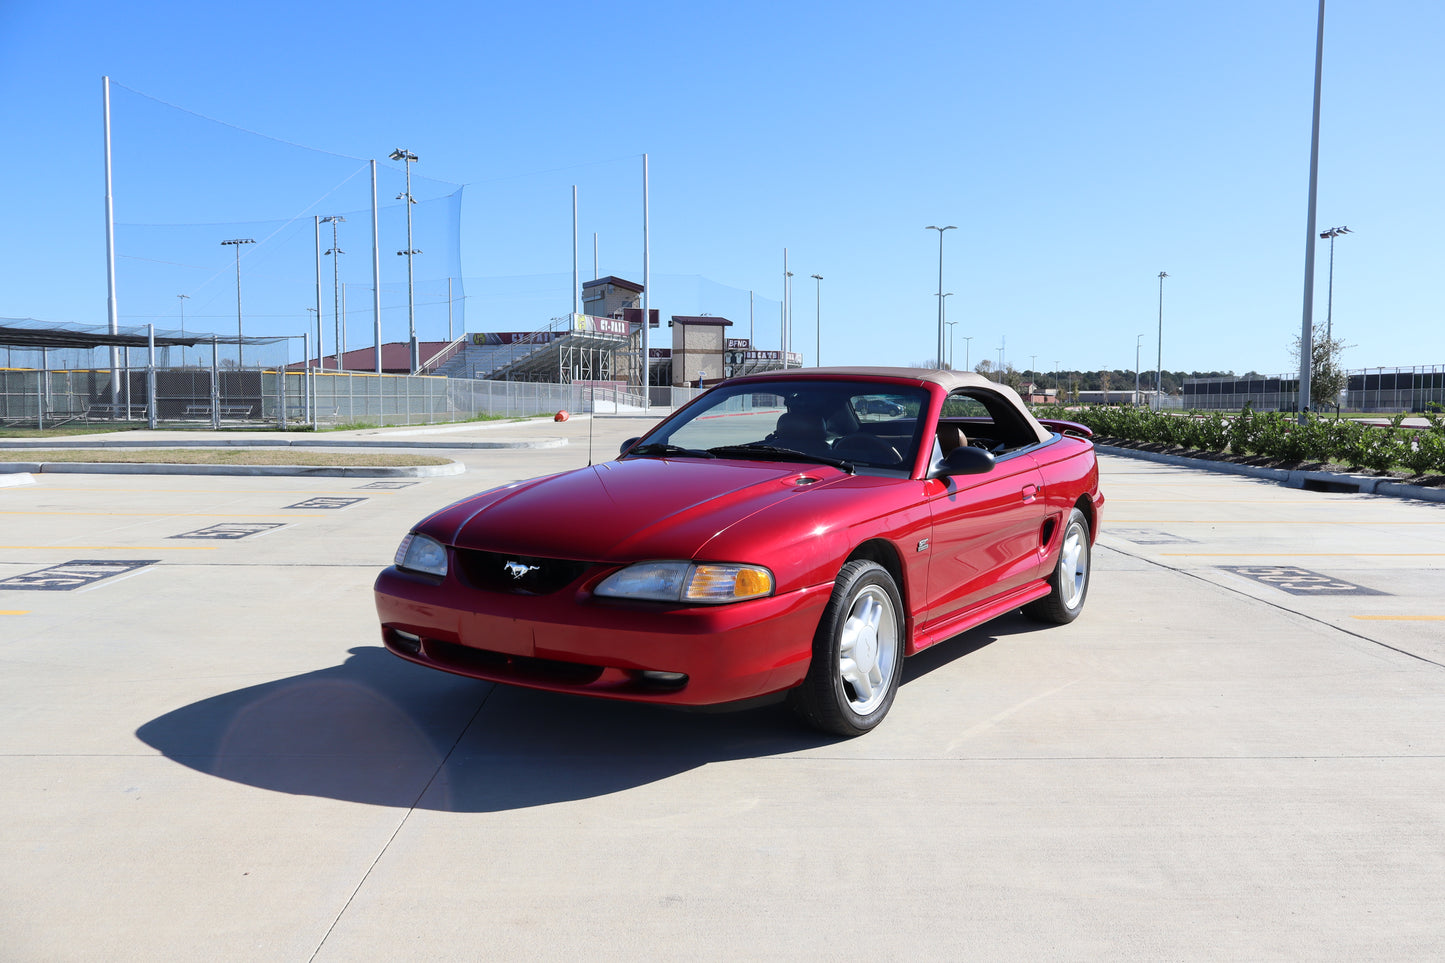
(1, 416), (1443, 960)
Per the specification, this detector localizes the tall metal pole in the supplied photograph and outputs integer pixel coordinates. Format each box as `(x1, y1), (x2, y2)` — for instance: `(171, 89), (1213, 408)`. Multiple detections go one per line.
(593, 233), (598, 280)
(102, 76), (120, 410)
(390, 148), (420, 373)
(371, 159), (382, 375)
(314, 216), (324, 368)
(941, 294), (953, 367)
(786, 271), (794, 363)
(927, 225), (955, 367)
(322, 215), (345, 370)
(811, 274), (823, 366)
(1320, 225), (1350, 344)
(447, 277), (454, 342)
(1135, 334), (1143, 405)
(177, 294), (189, 341)
(642, 153), (650, 400)
(963, 336), (973, 372)
(572, 185), (579, 316)
(781, 249), (788, 365)
(1298, 0), (1327, 420)
(749, 290), (754, 346)
(221, 238), (255, 368)
(1156, 271), (1169, 410)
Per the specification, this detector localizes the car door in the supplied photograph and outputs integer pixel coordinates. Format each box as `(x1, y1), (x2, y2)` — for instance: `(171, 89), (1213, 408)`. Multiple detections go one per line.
(921, 450), (1047, 628)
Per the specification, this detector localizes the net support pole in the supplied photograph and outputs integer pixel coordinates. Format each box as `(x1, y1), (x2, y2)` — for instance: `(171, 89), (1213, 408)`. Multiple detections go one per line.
(1297, 0), (1326, 422)
(641, 153), (650, 406)
(371, 160), (383, 375)
(146, 324), (157, 429)
(102, 76), (120, 413)
(210, 337), (221, 431)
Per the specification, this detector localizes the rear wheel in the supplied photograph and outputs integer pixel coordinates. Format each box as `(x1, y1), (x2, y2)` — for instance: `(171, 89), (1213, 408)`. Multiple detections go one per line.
(788, 560), (904, 737)
(1023, 507), (1091, 624)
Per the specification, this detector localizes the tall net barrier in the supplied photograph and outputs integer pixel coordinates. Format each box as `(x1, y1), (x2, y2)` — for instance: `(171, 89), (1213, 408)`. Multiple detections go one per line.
(107, 83), (464, 366)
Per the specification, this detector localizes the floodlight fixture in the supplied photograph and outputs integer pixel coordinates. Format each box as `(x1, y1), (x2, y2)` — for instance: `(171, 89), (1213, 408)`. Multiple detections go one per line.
(221, 238), (256, 366)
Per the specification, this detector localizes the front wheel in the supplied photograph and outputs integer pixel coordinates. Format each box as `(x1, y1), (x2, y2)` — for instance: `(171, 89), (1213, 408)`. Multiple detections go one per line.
(1023, 507), (1091, 624)
(788, 560), (905, 737)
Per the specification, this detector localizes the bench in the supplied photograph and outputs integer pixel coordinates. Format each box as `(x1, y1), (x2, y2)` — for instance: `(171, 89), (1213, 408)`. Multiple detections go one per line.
(85, 404), (149, 421)
(184, 404), (254, 419)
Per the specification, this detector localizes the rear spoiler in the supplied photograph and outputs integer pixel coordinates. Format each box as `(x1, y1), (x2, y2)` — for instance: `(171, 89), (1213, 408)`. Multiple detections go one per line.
(1038, 418), (1093, 439)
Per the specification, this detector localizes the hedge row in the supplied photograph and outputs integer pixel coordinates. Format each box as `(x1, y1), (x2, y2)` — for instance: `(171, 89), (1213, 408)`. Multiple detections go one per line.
(1034, 404), (1445, 476)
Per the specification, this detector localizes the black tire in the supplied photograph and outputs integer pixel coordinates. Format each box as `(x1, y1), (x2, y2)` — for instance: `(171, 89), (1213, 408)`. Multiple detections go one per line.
(1023, 507), (1091, 624)
(788, 560), (905, 737)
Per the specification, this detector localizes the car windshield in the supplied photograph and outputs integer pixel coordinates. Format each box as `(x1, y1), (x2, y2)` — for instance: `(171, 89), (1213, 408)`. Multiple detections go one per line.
(631, 379), (929, 475)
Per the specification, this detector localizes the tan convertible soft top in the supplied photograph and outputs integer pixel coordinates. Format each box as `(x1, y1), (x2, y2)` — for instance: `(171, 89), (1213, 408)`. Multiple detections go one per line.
(725, 366), (1051, 446)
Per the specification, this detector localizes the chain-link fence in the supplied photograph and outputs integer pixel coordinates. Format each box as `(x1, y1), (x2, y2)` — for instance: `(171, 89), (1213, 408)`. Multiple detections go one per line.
(2, 363), (703, 429)
(1184, 365), (1445, 413)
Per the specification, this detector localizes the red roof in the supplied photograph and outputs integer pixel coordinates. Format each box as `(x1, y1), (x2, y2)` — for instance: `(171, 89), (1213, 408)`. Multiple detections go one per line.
(288, 341), (450, 373)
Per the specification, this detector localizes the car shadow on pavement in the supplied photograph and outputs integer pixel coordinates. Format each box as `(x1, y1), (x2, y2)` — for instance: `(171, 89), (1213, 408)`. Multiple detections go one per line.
(136, 646), (834, 813)
(137, 620), (1027, 814)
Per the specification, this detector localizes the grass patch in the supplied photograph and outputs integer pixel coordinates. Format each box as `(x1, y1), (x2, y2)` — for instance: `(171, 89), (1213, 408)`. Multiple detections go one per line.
(6, 449), (451, 467)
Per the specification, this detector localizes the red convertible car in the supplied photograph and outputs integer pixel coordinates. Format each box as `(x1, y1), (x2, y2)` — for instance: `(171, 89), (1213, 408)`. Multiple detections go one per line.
(375, 367), (1103, 736)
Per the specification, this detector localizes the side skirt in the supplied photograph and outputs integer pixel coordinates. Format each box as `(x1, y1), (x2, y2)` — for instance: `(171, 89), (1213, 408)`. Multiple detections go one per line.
(908, 581), (1052, 654)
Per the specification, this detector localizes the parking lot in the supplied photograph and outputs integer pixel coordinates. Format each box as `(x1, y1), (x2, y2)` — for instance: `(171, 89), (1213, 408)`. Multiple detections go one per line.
(3, 417), (1444, 961)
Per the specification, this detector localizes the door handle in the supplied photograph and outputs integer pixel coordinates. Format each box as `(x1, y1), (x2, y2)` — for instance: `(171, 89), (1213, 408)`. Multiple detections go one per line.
(1022, 484), (1038, 503)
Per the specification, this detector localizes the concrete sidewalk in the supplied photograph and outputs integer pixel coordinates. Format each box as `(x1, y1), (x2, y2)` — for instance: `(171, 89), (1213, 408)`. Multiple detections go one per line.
(2, 423), (1444, 960)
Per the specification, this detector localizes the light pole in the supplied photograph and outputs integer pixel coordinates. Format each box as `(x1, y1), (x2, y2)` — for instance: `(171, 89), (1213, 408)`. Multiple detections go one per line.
(1319, 225), (1351, 344)
(220, 238), (255, 367)
(1135, 334), (1144, 405)
(939, 293), (953, 368)
(321, 215), (346, 371)
(176, 294), (190, 368)
(963, 336), (973, 372)
(926, 225), (955, 367)
(945, 318), (957, 369)
(785, 270), (794, 366)
(1156, 271), (1169, 409)
(810, 274), (823, 366)
(390, 148), (421, 373)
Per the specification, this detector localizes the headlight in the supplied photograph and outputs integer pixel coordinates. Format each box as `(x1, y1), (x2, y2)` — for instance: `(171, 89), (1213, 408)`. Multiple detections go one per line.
(595, 561), (774, 604)
(394, 532), (448, 577)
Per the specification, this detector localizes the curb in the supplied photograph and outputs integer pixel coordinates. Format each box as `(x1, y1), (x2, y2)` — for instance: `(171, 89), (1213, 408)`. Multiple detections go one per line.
(0, 461), (465, 478)
(1096, 444), (1445, 504)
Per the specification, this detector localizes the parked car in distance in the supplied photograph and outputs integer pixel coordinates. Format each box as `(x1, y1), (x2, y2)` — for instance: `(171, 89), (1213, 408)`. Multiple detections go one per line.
(852, 395), (907, 417)
(375, 367), (1104, 736)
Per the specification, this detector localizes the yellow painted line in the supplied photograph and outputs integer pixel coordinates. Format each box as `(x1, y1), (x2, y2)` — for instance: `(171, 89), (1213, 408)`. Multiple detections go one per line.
(1, 610), (30, 615)
(0, 545), (218, 551)
(1159, 553), (1445, 557)
(1352, 616), (1445, 622)
(0, 511), (328, 517)
(13, 487), (398, 495)
(1111, 520), (1439, 525)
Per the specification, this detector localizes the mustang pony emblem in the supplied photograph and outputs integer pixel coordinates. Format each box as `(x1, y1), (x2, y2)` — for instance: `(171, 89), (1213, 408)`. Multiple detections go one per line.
(503, 561), (540, 580)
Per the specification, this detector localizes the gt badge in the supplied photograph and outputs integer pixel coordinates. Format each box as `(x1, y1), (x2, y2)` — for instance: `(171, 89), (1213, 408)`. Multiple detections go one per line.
(916, 538), (929, 553)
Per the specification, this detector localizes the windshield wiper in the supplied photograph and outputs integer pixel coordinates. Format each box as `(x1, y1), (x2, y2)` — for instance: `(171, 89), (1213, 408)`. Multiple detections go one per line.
(707, 444), (856, 474)
(626, 442), (715, 459)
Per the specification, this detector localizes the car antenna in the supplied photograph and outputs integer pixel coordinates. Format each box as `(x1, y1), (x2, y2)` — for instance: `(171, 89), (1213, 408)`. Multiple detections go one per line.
(587, 386), (595, 466)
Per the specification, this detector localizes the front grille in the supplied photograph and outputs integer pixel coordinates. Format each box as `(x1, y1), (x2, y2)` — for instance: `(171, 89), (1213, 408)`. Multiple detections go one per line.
(455, 549), (593, 595)
(424, 638), (605, 685)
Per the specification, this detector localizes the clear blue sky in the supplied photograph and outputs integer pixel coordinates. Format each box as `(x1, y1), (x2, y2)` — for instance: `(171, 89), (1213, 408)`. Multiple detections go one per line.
(3, 0), (1442, 376)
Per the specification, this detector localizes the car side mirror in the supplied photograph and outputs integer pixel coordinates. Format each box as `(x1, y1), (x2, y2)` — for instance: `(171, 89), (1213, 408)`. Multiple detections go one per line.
(938, 445), (995, 476)
(620, 437), (641, 456)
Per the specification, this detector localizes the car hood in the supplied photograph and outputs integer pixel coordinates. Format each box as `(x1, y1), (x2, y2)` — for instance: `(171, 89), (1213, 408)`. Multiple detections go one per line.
(429, 456), (856, 562)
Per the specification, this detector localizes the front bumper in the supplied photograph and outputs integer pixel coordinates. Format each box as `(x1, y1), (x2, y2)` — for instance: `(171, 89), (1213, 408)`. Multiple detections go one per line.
(374, 566), (830, 706)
